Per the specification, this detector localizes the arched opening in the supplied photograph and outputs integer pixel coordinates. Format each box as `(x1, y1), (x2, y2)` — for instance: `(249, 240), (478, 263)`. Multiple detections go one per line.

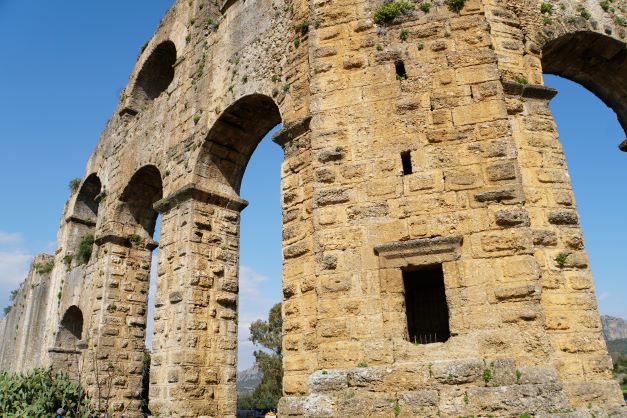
(118, 165), (163, 415)
(542, 31), (627, 138)
(193, 94), (283, 415)
(120, 165), (163, 237)
(128, 41), (177, 112)
(196, 94), (283, 195)
(56, 305), (83, 349)
(539, 31), (627, 398)
(73, 173), (101, 224)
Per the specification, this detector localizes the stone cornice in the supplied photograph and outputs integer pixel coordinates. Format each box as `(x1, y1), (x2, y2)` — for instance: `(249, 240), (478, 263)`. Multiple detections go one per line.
(502, 81), (558, 101)
(153, 183), (249, 213)
(272, 116), (312, 148)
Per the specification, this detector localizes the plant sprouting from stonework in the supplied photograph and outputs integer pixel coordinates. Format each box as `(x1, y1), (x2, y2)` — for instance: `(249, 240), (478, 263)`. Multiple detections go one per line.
(446, 0), (465, 13)
(599, 0), (610, 12)
(516, 369), (522, 383)
(129, 234), (141, 244)
(296, 20), (309, 35)
(373, 1), (415, 24)
(482, 368), (492, 384)
(420, 2), (431, 13)
(555, 252), (569, 268)
(540, 2), (553, 14)
(69, 178), (82, 194)
(357, 361), (368, 368)
(577, 5), (591, 19)
(399, 28), (409, 41)
(390, 400), (401, 417)
(77, 234), (95, 265)
(514, 74), (529, 85)
(33, 260), (54, 275)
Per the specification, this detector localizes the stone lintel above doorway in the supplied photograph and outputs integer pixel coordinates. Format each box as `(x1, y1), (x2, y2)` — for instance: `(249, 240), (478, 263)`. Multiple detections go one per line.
(374, 235), (463, 268)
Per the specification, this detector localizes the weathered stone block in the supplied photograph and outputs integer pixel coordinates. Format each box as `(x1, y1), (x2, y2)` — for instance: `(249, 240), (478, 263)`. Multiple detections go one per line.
(308, 370), (348, 393)
(431, 359), (483, 384)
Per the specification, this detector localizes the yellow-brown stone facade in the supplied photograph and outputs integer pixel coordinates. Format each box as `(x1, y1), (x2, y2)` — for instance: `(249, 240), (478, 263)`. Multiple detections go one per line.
(0, 0), (625, 417)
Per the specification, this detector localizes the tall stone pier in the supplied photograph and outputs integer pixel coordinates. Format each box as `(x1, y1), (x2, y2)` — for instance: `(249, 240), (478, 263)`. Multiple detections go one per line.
(1, 0), (626, 416)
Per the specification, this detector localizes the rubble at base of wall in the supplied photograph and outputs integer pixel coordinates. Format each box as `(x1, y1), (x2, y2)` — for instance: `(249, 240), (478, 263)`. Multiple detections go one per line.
(278, 359), (627, 418)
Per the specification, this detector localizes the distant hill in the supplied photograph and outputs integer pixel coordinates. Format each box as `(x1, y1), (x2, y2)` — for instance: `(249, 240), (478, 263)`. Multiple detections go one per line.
(601, 315), (627, 341)
(237, 365), (262, 397)
(607, 338), (627, 363)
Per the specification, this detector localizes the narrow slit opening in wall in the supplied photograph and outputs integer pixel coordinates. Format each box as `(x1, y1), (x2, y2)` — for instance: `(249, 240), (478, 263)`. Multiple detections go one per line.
(401, 151), (412, 175)
(403, 264), (450, 344)
(395, 60), (407, 80)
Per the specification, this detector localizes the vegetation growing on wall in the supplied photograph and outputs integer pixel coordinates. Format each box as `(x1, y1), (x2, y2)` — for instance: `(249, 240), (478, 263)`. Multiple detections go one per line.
(33, 260), (54, 275)
(373, 1), (415, 24)
(77, 235), (95, 265)
(69, 178), (82, 194)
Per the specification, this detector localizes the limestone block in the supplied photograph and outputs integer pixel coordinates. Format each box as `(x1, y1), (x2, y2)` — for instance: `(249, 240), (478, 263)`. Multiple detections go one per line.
(308, 370), (348, 393)
(431, 358), (484, 384)
(452, 100), (507, 126)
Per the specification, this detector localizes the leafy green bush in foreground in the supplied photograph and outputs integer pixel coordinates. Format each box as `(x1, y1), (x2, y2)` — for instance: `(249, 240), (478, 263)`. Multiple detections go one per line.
(0, 368), (98, 418)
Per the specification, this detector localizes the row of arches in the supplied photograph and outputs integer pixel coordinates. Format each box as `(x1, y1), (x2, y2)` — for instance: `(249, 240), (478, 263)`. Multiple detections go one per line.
(52, 23), (625, 415)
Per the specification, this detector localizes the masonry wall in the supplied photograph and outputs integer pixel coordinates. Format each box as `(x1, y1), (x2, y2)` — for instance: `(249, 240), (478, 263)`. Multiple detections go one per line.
(0, 0), (625, 417)
(0, 254), (54, 374)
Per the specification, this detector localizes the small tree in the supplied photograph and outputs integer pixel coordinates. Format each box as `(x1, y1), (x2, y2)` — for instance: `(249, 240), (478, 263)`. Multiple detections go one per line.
(238, 303), (283, 410)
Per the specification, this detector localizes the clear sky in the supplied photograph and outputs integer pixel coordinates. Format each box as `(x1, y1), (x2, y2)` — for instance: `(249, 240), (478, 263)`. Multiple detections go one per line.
(0, 1), (624, 373)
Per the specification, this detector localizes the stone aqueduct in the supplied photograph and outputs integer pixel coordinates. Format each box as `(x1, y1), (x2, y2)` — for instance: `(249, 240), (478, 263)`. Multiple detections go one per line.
(1, 0), (626, 416)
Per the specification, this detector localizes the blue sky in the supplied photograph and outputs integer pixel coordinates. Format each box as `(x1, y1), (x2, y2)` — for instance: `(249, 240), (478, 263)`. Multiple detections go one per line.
(0, 1), (624, 371)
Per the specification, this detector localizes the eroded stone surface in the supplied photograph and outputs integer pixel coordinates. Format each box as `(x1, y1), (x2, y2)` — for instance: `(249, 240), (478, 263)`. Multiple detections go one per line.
(0, 0), (626, 417)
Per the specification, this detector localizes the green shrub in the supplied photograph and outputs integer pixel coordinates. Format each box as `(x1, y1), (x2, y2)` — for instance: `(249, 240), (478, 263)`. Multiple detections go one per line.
(482, 368), (492, 383)
(599, 0), (610, 12)
(446, 0), (465, 13)
(555, 252), (569, 268)
(577, 5), (591, 19)
(420, 2), (431, 13)
(129, 234), (141, 244)
(514, 74), (529, 85)
(77, 235), (95, 265)
(0, 368), (98, 417)
(540, 2), (553, 14)
(2, 306), (10, 316)
(33, 260), (54, 275)
(296, 20), (309, 35)
(69, 178), (82, 194)
(399, 29), (409, 41)
(373, 1), (415, 24)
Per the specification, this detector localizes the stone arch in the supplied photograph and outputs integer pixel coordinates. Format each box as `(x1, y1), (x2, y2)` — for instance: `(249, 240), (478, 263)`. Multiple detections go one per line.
(126, 41), (177, 114)
(541, 31), (627, 137)
(55, 305), (84, 349)
(120, 165), (163, 237)
(194, 93), (282, 196)
(71, 173), (102, 225)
